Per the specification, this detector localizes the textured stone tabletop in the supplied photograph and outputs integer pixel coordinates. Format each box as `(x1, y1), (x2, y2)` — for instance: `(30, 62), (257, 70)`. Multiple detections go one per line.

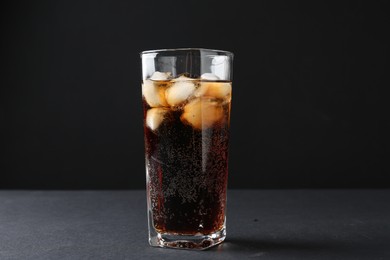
(0, 190), (389, 259)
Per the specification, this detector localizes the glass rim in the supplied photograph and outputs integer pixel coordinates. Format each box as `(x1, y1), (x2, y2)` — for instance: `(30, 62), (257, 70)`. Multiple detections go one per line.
(140, 48), (233, 57)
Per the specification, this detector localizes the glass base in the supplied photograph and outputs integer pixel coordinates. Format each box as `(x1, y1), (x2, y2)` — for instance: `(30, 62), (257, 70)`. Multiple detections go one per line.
(149, 228), (226, 250)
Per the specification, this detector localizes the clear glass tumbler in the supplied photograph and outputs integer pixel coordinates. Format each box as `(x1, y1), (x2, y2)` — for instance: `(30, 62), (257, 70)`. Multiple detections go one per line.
(140, 48), (233, 250)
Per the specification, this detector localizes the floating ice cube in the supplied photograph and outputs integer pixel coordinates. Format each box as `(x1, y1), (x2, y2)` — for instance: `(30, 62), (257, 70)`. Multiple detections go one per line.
(200, 73), (220, 81)
(142, 80), (168, 107)
(171, 75), (196, 82)
(165, 81), (196, 106)
(150, 71), (172, 81)
(195, 82), (232, 100)
(146, 108), (168, 131)
(180, 98), (224, 129)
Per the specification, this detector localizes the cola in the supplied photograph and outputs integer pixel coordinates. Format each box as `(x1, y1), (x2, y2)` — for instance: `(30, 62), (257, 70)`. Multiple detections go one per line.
(143, 73), (231, 235)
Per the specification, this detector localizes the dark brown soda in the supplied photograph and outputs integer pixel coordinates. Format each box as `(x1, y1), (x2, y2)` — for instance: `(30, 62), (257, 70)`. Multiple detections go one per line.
(143, 95), (230, 235)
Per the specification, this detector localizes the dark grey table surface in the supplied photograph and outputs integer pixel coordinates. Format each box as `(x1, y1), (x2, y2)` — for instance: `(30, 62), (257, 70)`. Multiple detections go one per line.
(0, 190), (389, 260)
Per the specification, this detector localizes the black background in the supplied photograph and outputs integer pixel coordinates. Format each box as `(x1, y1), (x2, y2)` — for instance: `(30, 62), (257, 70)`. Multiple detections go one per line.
(1, 1), (389, 189)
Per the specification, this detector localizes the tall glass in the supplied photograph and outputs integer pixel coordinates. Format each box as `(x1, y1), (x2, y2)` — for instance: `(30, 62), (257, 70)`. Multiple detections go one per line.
(140, 48), (233, 250)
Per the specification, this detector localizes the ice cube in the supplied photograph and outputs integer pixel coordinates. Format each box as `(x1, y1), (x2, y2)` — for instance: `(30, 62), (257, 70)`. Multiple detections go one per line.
(180, 98), (224, 130)
(146, 108), (169, 131)
(165, 81), (196, 106)
(200, 73), (220, 81)
(195, 82), (232, 100)
(172, 75), (196, 82)
(150, 71), (171, 81)
(142, 80), (168, 107)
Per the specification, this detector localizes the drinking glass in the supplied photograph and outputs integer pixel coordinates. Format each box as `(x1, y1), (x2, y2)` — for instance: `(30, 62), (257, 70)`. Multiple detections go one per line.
(140, 48), (233, 250)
